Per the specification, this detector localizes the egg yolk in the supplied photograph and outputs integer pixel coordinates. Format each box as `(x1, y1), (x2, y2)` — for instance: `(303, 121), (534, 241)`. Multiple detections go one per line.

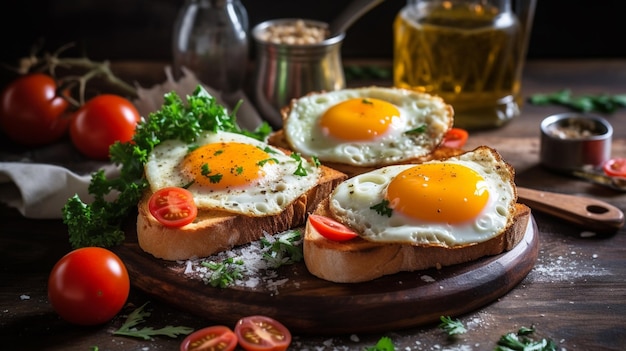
(181, 142), (272, 189)
(385, 163), (489, 224)
(319, 97), (399, 141)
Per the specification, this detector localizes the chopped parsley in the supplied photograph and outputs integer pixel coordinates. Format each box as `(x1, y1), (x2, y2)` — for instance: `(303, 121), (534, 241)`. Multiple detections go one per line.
(200, 257), (245, 288)
(257, 158), (279, 167)
(405, 124), (427, 134)
(364, 336), (395, 351)
(370, 199), (393, 217)
(362, 98), (374, 105)
(260, 230), (303, 268)
(439, 315), (467, 336)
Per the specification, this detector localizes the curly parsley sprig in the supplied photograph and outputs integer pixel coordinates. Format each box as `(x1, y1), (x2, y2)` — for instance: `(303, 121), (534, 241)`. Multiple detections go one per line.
(63, 86), (272, 249)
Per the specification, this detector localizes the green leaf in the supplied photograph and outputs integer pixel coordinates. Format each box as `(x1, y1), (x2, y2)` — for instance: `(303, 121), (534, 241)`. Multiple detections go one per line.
(439, 315), (467, 336)
(113, 302), (193, 340)
(494, 325), (557, 351)
(364, 336), (395, 351)
(528, 89), (626, 114)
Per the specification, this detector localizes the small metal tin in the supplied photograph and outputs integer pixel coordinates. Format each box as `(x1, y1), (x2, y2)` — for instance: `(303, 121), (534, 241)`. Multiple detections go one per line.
(252, 18), (346, 128)
(540, 113), (613, 173)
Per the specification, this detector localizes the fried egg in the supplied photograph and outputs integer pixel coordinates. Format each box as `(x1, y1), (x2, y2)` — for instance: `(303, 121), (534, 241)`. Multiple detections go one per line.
(144, 131), (321, 217)
(283, 86), (453, 167)
(328, 146), (516, 245)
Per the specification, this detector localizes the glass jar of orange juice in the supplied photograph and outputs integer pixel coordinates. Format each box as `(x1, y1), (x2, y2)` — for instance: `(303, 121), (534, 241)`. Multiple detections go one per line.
(393, 0), (536, 130)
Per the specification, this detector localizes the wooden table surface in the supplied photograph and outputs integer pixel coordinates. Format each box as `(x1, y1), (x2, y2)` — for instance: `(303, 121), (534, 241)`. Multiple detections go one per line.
(2, 59), (625, 350)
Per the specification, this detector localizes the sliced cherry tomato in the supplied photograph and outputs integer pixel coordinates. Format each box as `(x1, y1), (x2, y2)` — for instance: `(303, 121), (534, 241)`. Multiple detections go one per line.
(308, 214), (358, 242)
(180, 325), (238, 351)
(0, 73), (71, 146)
(148, 187), (198, 228)
(47, 247), (130, 326)
(234, 315), (292, 351)
(70, 94), (140, 160)
(441, 128), (469, 149)
(603, 158), (626, 178)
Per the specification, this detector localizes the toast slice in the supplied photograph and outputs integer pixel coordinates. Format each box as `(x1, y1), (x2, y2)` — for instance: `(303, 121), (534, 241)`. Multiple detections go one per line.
(268, 129), (465, 178)
(137, 164), (347, 261)
(303, 198), (531, 283)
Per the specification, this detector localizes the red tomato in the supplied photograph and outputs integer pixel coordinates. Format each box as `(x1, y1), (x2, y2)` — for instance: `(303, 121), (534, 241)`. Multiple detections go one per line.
(148, 187), (198, 228)
(70, 94), (140, 160)
(308, 214), (358, 242)
(0, 73), (70, 146)
(442, 128), (469, 149)
(180, 326), (238, 351)
(47, 247), (130, 326)
(603, 158), (626, 178)
(234, 315), (292, 351)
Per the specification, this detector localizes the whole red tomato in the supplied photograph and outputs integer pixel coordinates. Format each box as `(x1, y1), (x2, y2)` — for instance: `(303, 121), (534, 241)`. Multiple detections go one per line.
(48, 247), (130, 326)
(70, 94), (140, 160)
(0, 73), (71, 146)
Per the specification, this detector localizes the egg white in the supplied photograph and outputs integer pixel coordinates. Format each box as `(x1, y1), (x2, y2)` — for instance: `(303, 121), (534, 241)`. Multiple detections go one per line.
(283, 87), (453, 167)
(144, 131), (321, 217)
(328, 147), (516, 246)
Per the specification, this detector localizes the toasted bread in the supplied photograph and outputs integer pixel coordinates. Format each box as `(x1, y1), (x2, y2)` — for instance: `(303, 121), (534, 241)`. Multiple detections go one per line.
(303, 197), (531, 283)
(137, 164), (347, 261)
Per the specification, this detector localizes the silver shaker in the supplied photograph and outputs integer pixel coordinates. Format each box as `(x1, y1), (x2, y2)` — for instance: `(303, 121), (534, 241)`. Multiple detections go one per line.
(252, 19), (346, 128)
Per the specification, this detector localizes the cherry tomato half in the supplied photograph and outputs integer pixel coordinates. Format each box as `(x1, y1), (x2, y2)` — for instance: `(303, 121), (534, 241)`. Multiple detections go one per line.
(441, 128), (469, 149)
(234, 315), (292, 351)
(308, 214), (358, 242)
(603, 158), (626, 178)
(180, 325), (238, 351)
(70, 94), (140, 160)
(0, 73), (71, 146)
(148, 187), (198, 228)
(47, 247), (130, 326)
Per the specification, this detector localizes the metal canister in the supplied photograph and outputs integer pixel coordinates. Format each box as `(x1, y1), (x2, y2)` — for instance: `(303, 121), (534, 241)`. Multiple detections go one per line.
(540, 113), (613, 173)
(252, 18), (346, 128)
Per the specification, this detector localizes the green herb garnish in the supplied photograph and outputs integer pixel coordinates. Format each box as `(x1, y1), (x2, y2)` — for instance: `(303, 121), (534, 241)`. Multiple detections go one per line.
(200, 257), (245, 288)
(364, 336), (395, 351)
(405, 124), (427, 134)
(290, 153), (308, 176)
(438, 315), (467, 336)
(528, 89), (626, 113)
(370, 199), (393, 217)
(63, 86), (271, 249)
(113, 302), (193, 340)
(260, 230), (303, 268)
(495, 325), (557, 351)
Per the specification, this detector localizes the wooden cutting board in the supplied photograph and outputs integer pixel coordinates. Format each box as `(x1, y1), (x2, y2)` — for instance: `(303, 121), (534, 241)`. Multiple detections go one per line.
(114, 216), (538, 335)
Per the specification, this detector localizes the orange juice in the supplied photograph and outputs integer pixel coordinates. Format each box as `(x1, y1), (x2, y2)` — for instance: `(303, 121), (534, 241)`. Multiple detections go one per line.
(394, 1), (525, 130)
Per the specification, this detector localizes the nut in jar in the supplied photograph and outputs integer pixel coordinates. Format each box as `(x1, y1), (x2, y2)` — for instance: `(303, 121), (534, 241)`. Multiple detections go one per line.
(252, 18), (345, 127)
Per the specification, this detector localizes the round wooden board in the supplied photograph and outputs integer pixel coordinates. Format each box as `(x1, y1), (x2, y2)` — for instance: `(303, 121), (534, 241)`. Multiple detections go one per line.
(114, 216), (538, 336)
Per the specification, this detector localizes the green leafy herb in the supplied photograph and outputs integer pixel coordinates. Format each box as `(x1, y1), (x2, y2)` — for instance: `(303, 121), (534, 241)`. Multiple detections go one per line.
(528, 89), (626, 113)
(439, 315), (467, 336)
(311, 155), (321, 167)
(290, 153), (308, 176)
(258, 158), (279, 166)
(344, 65), (392, 81)
(405, 124), (427, 134)
(260, 230), (303, 268)
(113, 302), (193, 340)
(495, 325), (557, 351)
(63, 86), (271, 249)
(370, 199), (393, 217)
(363, 336), (395, 351)
(200, 257), (245, 288)
(362, 98), (373, 105)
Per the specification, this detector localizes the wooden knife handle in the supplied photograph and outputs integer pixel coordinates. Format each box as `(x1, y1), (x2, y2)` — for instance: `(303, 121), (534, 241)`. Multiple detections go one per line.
(517, 187), (625, 233)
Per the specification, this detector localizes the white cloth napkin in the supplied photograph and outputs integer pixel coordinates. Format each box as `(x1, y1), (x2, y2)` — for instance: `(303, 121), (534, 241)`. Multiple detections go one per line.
(0, 67), (264, 219)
